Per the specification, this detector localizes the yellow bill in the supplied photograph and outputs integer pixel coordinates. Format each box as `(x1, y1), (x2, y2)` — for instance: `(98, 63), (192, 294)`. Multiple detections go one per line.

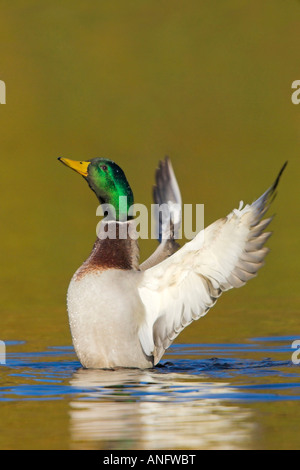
(58, 157), (90, 177)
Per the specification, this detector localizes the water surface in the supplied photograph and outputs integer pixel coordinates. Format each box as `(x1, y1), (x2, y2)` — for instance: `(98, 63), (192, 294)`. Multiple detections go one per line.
(1, 336), (300, 450)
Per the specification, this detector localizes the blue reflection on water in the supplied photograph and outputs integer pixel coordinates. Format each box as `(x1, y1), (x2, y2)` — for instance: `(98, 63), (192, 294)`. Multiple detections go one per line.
(0, 336), (300, 403)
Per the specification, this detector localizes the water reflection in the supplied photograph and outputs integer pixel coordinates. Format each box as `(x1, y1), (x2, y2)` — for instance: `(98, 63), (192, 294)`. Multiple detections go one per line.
(69, 368), (254, 450)
(2, 338), (299, 449)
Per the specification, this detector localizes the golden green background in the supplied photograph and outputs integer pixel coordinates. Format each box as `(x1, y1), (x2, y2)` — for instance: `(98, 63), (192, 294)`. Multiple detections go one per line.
(0, 0), (299, 449)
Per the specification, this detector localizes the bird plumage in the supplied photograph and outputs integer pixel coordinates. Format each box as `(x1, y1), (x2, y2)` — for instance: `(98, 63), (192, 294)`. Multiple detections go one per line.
(59, 156), (287, 369)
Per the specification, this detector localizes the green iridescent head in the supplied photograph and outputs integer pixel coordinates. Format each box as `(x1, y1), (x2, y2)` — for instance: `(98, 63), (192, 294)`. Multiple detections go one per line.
(58, 157), (134, 221)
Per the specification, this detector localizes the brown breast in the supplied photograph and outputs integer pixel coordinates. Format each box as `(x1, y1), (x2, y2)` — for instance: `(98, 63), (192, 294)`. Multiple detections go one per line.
(74, 220), (140, 280)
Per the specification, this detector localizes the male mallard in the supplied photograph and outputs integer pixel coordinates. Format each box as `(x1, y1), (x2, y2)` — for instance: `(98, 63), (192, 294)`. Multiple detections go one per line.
(58, 156), (287, 369)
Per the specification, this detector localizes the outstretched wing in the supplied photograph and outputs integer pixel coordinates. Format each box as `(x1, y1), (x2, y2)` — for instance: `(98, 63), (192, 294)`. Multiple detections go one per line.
(140, 156), (182, 271)
(138, 162), (287, 364)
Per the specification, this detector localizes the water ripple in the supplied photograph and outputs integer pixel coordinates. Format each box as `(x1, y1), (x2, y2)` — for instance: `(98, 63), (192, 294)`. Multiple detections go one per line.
(0, 336), (300, 404)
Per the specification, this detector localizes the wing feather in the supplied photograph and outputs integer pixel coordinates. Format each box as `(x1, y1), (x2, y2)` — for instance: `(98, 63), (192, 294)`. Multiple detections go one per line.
(140, 156), (182, 271)
(138, 162), (287, 364)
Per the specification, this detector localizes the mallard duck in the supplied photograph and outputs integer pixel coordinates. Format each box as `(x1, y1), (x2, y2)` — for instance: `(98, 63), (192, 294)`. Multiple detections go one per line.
(58, 156), (287, 369)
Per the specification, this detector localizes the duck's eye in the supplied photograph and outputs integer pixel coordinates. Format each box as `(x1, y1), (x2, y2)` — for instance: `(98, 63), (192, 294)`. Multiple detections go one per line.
(101, 165), (108, 171)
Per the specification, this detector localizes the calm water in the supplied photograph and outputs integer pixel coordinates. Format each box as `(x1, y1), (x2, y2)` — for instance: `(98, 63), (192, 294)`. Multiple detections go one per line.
(1, 336), (300, 450)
